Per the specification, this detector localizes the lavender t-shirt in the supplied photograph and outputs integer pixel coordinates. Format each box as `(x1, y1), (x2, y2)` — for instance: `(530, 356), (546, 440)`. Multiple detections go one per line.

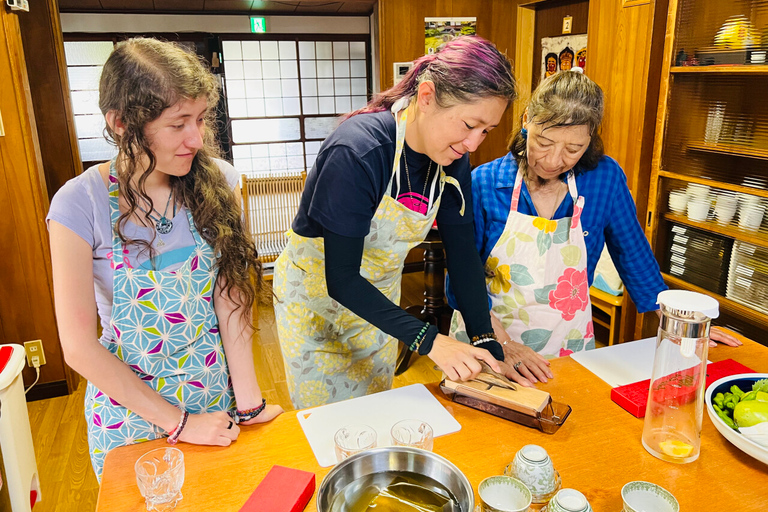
(46, 158), (240, 345)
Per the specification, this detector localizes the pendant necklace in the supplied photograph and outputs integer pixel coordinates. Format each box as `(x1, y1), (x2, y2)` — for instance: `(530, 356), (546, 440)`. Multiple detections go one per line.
(403, 147), (433, 212)
(135, 188), (176, 236)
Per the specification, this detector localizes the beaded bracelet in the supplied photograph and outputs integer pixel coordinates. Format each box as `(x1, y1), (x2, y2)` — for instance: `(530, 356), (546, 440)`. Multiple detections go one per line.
(167, 410), (189, 445)
(470, 332), (498, 347)
(408, 322), (430, 352)
(236, 398), (267, 424)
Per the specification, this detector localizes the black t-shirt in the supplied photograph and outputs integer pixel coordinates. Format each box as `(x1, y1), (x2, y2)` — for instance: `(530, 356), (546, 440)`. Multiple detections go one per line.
(292, 110), (473, 238)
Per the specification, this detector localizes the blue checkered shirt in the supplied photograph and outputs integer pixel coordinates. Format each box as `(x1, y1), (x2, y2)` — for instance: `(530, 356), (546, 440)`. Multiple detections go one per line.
(446, 153), (666, 313)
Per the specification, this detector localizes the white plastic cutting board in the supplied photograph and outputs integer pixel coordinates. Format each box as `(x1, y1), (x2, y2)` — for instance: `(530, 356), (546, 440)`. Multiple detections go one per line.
(296, 383), (461, 467)
(570, 337), (658, 387)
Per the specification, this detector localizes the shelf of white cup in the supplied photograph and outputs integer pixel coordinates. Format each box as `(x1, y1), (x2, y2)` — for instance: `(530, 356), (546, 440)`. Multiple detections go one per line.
(671, 65), (768, 74)
(686, 141), (768, 161)
(663, 212), (768, 249)
(659, 171), (768, 198)
(661, 272), (768, 329)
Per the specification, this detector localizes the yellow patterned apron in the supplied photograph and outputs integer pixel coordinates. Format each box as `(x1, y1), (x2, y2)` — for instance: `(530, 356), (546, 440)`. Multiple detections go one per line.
(274, 102), (464, 408)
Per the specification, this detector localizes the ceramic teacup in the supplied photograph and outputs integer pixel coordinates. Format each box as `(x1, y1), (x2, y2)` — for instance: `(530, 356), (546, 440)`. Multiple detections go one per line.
(715, 206), (736, 225)
(687, 200), (710, 221)
(668, 190), (688, 213)
(686, 183), (710, 200)
(546, 489), (591, 512)
(621, 481), (679, 512)
(738, 204), (765, 230)
(715, 193), (738, 210)
(511, 445), (557, 497)
(478, 476), (532, 512)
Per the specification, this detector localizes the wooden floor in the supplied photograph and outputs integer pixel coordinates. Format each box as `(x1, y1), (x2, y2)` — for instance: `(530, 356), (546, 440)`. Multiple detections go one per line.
(25, 273), (441, 512)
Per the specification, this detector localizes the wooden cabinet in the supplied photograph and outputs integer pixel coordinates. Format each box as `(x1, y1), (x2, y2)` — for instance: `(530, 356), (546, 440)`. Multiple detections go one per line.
(646, 0), (768, 340)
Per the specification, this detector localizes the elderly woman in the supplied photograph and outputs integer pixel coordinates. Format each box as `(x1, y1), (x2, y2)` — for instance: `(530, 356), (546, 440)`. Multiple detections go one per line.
(447, 69), (740, 387)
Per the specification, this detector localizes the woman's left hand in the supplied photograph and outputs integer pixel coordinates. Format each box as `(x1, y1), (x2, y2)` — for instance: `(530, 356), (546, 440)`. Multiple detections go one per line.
(239, 404), (284, 426)
(708, 326), (743, 348)
(499, 340), (553, 385)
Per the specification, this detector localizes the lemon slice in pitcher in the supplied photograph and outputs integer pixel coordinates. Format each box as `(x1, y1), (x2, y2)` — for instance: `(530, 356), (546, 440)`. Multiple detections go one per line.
(659, 439), (694, 458)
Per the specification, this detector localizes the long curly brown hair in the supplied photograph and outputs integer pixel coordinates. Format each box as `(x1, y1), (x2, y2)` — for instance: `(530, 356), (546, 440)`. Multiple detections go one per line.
(99, 37), (265, 320)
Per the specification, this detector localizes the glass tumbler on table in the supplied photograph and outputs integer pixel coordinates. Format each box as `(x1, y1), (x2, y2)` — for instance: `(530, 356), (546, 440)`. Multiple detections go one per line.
(641, 290), (719, 464)
(334, 424), (377, 462)
(390, 419), (434, 451)
(135, 447), (185, 511)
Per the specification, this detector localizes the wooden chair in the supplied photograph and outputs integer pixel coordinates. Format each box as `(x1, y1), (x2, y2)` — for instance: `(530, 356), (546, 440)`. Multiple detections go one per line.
(589, 286), (625, 346)
(241, 171), (306, 279)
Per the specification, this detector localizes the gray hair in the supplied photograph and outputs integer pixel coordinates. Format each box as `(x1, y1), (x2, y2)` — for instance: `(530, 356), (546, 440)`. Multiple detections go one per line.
(508, 71), (605, 173)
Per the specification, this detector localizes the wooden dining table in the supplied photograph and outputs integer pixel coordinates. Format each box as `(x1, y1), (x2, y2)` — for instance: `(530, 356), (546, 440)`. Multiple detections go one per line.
(97, 337), (768, 511)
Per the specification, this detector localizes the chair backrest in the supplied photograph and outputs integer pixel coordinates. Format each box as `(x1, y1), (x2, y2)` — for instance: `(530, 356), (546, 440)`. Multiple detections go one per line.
(241, 171), (306, 265)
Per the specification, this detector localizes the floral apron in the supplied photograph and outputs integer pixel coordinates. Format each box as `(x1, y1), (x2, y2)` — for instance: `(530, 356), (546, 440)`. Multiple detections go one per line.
(84, 162), (234, 480)
(450, 170), (594, 357)
(274, 104), (464, 409)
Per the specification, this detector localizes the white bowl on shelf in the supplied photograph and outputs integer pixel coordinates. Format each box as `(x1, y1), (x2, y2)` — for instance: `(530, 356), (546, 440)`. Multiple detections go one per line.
(687, 200), (710, 221)
(706, 373), (768, 466)
(668, 190), (688, 213)
(738, 204), (765, 230)
(687, 183), (711, 200)
(715, 207), (736, 225)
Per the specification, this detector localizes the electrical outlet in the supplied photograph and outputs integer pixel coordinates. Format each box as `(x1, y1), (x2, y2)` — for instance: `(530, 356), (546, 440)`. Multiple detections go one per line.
(24, 340), (46, 367)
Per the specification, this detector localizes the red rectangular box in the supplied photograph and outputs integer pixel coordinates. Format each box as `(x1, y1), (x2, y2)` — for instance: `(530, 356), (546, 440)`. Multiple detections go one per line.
(239, 465), (316, 512)
(610, 359), (755, 418)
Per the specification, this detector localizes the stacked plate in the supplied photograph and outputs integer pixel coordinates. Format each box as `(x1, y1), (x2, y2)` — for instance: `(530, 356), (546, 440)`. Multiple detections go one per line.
(726, 241), (768, 315)
(665, 224), (732, 295)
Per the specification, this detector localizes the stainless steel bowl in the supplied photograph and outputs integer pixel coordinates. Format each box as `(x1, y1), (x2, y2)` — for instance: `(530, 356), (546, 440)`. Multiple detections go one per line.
(317, 446), (474, 511)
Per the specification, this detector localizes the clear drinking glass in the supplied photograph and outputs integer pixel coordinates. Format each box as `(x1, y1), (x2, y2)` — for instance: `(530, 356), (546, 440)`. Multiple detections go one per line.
(334, 424), (377, 462)
(390, 419), (434, 451)
(135, 447), (185, 511)
(641, 290), (719, 464)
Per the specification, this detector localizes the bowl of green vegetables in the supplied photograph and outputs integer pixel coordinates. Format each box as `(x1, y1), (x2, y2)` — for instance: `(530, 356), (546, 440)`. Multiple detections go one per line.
(706, 373), (768, 465)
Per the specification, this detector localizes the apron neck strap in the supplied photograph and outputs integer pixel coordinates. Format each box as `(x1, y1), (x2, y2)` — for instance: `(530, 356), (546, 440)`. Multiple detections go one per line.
(108, 159), (205, 263)
(389, 104), (409, 195)
(511, 168), (579, 214)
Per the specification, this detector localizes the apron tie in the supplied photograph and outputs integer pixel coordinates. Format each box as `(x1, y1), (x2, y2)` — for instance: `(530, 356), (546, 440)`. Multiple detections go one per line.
(442, 175), (466, 217)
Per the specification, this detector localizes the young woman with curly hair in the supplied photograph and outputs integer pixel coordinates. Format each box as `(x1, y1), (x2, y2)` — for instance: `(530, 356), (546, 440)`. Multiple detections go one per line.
(47, 38), (281, 480)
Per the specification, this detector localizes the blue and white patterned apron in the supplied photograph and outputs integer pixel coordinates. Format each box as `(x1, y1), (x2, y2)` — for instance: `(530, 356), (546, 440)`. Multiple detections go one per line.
(84, 161), (234, 480)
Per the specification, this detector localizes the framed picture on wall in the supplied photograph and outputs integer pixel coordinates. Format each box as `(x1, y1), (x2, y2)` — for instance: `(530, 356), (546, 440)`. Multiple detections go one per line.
(424, 18), (477, 55)
(541, 34), (587, 80)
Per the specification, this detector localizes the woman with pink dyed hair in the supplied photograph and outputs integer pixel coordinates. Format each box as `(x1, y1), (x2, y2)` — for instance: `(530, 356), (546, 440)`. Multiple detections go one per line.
(273, 36), (520, 408)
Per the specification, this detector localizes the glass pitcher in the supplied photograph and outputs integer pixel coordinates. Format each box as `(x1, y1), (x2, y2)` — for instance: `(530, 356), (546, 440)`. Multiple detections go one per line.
(641, 290), (719, 464)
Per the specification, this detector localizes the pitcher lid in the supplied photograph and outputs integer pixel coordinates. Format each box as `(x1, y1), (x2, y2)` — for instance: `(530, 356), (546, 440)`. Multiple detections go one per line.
(656, 290), (719, 319)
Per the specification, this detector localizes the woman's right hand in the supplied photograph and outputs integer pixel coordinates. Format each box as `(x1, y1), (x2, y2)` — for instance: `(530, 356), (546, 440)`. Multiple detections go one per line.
(427, 334), (502, 382)
(178, 411), (240, 446)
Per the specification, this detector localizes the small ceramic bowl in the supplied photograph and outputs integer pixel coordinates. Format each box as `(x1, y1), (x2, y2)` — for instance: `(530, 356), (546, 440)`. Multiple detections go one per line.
(621, 481), (679, 512)
(478, 476), (532, 512)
